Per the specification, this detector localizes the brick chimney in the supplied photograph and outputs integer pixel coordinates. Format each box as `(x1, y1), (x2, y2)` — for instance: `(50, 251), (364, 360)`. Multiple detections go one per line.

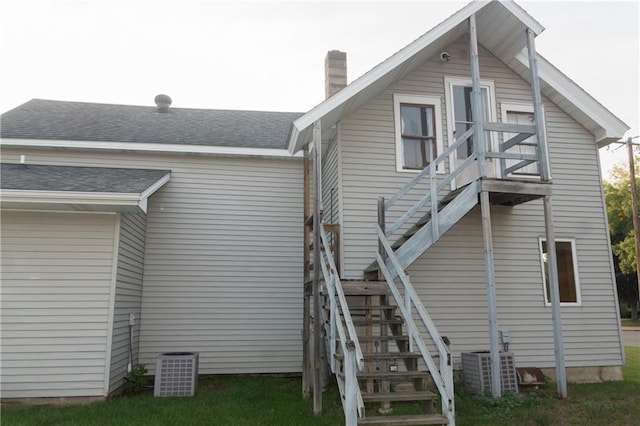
(325, 50), (347, 99)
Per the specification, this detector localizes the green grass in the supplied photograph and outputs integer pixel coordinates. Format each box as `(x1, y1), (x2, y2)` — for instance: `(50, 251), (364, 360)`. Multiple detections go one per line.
(621, 318), (640, 328)
(455, 346), (640, 426)
(3, 348), (639, 426)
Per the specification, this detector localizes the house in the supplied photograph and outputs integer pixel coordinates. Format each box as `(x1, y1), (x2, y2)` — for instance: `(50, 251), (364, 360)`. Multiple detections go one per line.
(0, 0), (628, 424)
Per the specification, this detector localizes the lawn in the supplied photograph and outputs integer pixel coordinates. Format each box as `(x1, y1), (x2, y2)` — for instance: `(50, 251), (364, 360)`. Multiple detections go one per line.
(3, 347), (639, 426)
(621, 318), (640, 328)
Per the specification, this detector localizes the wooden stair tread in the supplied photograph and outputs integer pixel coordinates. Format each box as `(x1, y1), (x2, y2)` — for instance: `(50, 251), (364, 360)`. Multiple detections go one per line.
(347, 304), (397, 310)
(340, 281), (388, 295)
(361, 390), (437, 402)
(324, 304), (396, 311)
(358, 414), (449, 425)
(355, 371), (430, 379)
(357, 335), (409, 341)
(352, 319), (403, 326)
(336, 352), (422, 360)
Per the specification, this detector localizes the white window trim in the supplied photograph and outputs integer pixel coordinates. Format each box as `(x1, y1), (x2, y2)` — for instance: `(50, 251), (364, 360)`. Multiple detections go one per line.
(393, 94), (444, 173)
(538, 237), (582, 307)
(499, 102), (549, 180)
(443, 77), (498, 178)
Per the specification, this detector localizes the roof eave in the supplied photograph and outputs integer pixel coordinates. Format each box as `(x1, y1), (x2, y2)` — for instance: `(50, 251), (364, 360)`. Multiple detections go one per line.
(514, 51), (630, 146)
(1, 172), (171, 214)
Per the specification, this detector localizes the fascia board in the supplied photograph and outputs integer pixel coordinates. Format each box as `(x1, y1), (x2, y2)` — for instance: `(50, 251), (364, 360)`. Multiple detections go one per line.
(2, 190), (143, 212)
(0, 138), (301, 159)
(498, 0), (545, 35)
(514, 51), (629, 145)
(139, 173), (171, 213)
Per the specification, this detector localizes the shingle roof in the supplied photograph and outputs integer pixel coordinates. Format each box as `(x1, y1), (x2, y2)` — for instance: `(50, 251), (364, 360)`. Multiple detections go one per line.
(1, 99), (302, 149)
(1, 163), (170, 193)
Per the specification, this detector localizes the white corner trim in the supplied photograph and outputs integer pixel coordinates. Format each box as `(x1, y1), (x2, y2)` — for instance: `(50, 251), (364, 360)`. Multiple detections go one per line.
(0, 138), (302, 159)
(393, 94), (444, 173)
(104, 213), (121, 396)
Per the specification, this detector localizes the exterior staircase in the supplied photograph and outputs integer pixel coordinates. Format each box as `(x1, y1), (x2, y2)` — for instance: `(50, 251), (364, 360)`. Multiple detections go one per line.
(307, 108), (548, 425)
(333, 280), (450, 425)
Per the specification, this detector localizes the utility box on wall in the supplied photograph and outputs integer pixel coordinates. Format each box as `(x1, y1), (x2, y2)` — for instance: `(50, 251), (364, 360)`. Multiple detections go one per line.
(461, 351), (518, 395)
(154, 352), (199, 397)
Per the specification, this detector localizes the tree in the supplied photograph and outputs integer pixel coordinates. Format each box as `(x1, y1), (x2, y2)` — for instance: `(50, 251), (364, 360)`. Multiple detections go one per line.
(604, 156), (640, 320)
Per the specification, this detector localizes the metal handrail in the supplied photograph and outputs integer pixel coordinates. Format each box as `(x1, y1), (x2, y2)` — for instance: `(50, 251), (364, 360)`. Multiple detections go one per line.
(375, 225), (455, 425)
(319, 223), (364, 424)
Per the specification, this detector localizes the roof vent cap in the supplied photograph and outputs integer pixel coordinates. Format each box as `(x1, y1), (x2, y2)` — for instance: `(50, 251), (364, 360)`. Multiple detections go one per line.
(154, 94), (172, 113)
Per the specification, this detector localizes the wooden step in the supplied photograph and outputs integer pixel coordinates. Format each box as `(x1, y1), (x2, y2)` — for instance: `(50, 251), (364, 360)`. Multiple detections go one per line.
(341, 280), (388, 296)
(358, 413), (449, 425)
(361, 390), (437, 403)
(357, 335), (409, 342)
(324, 304), (396, 312)
(352, 319), (403, 326)
(355, 371), (430, 380)
(347, 304), (397, 310)
(335, 352), (422, 362)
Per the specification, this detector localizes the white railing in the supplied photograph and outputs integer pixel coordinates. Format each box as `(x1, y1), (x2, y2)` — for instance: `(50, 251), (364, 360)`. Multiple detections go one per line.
(318, 223), (364, 426)
(384, 122), (539, 241)
(375, 225), (456, 426)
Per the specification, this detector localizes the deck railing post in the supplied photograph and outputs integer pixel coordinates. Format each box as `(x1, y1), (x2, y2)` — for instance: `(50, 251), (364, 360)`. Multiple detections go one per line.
(429, 164), (439, 240)
(526, 29), (551, 182)
(469, 13), (486, 179)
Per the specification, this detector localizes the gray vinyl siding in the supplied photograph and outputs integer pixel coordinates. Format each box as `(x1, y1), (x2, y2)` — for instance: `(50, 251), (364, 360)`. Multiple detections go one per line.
(0, 211), (117, 398)
(0, 149), (304, 375)
(322, 138), (340, 226)
(109, 213), (147, 393)
(337, 36), (622, 369)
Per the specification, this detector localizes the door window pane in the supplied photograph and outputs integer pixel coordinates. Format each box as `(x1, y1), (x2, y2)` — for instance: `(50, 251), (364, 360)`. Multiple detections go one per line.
(452, 85), (489, 159)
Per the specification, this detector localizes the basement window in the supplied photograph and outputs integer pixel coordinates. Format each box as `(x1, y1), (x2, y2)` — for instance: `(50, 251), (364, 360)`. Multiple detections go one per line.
(394, 94), (443, 172)
(539, 239), (581, 305)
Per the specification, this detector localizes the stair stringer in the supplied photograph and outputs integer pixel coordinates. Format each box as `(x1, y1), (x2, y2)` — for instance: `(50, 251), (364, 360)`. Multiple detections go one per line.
(391, 181), (480, 276)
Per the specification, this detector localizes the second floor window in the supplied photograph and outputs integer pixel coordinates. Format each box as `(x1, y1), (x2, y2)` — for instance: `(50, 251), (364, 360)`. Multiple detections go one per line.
(400, 104), (437, 169)
(393, 94), (443, 173)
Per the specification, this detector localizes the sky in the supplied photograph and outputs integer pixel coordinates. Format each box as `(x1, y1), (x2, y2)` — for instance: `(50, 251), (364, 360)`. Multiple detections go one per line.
(1, 0), (638, 178)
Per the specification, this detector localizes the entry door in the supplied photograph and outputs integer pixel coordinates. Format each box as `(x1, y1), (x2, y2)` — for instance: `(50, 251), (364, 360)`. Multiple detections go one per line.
(447, 80), (497, 188)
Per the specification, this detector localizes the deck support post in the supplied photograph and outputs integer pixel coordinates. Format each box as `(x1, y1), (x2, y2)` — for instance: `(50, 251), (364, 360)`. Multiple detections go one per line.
(480, 190), (501, 398)
(302, 152), (311, 399)
(526, 28), (567, 399)
(312, 120), (324, 414)
(471, 13), (501, 397)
